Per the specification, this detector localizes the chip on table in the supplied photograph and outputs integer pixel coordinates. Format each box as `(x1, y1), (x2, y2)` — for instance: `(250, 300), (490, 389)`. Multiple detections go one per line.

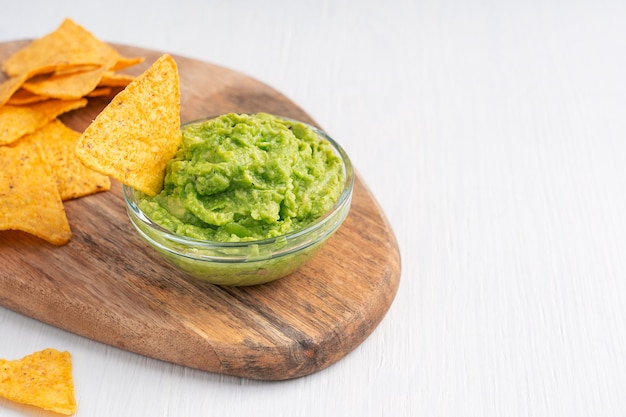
(0, 348), (77, 415)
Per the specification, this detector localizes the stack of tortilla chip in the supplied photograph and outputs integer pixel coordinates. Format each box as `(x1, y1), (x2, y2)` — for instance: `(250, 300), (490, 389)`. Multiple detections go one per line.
(0, 18), (141, 107)
(0, 18), (144, 245)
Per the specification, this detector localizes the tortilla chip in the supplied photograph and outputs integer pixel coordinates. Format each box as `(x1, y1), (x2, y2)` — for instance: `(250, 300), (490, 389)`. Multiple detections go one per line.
(86, 86), (113, 97)
(2, 19), (102, 77)
(1, 19), (143, 105)
(110, 55), (145, 72)
(0, 134), (71, 245)
(2, 18), (130, 78)
(0, 348), (77, 415)
(0, 72), (31, 107)
(52, 63), (102, 77)
(5, 88), (50, 105)
(0, 98), (87, 146)
(75, 54), (181, 196)
(33, 119), (111, 200)
(98, 71), (135, 87)
(21, 64), (112, 99)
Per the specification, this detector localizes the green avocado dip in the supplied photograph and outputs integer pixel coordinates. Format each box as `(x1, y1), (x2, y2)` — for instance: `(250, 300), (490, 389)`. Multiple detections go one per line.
(136, 113), (345, 243)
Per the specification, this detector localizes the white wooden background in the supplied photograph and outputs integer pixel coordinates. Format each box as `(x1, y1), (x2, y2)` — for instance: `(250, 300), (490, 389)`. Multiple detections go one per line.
(2, 0), (626, 416)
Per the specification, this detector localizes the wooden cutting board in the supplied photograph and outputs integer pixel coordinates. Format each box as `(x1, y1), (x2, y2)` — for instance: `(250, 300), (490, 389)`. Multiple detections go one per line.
(0, 41), (401, 380)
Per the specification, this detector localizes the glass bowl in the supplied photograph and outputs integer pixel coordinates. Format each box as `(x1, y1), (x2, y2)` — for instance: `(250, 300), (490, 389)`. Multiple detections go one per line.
(123, 116), (354, 286)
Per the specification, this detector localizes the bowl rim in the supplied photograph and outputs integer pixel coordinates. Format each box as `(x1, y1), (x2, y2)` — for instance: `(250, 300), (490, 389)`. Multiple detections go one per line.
(123, 113), (355, 251)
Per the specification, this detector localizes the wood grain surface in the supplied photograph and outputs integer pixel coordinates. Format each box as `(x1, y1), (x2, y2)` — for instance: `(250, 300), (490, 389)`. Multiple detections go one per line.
(0, 41), (401, 380)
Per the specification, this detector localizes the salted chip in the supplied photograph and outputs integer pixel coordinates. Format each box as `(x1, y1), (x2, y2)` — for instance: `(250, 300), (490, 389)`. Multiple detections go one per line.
(2, 18), (136, 77)
(0, 98), (87, 146)
(0, 348), (77, 415)
(33, 119), (111, 200)
(75, 54), (182, 196)
(0, 134), (71, 245)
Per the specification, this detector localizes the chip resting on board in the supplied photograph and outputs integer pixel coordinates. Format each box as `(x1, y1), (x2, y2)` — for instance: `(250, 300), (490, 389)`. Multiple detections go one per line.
(0, 98), (87, 146)
(98, 70), (135, 87)
(0, 18), (143, 105)
(21, 64), (112, 99)
(2, 18), (133, 77)
(0, 348), (77, 415)
(0, 72), (31, 106)
(86, 86), (113, 98)
(0, 133), (71, 245)
(75, 54), (182, 196)
(34, 119), (111, 200)
(5, 88), (49, 105)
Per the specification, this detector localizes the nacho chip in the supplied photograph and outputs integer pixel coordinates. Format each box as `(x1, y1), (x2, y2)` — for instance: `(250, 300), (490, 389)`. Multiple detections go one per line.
(0, 134), (71, 245)
(1, 19), (143, 105)
(75, 54), (181, 196)
(21, 64), (111, 99)
(0, 72), (31, 107)
(52, 63), (102, 77)
(0, 98), (87, 146)
(86, 86), (113, 97)
(110, 55), (145, 72)
(6, 88), (50, 105)
(98, 70), (135, 87)
(0, 348), (77, 415)
(33, 119), (111, 200)
(2, 18), (129, 77)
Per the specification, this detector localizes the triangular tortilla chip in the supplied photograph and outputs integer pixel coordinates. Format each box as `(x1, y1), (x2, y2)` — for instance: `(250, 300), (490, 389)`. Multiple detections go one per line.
(1, 19), (143, 105)
(0, 98), (87, 146)
(33, 119), (111, 200)
(0, 348), (77, 415)
(110, 55), (145, 72)
(2, 18), (135, 77)
(75, 54), (181, 196)
(0, 134), (71, 245)
(21, 64), (112, 99)
(5, 88), (50, 105)
(86, 86), (113, 97)
(0, 72), (31, 107)
(98, 70), (135, 87)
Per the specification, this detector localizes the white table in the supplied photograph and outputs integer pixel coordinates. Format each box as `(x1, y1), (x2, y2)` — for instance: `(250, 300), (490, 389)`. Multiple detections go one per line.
(2, 1), (626, 416)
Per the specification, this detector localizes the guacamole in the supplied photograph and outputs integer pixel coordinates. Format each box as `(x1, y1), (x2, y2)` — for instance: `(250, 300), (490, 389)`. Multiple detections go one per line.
(137, 113), (345, 242)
